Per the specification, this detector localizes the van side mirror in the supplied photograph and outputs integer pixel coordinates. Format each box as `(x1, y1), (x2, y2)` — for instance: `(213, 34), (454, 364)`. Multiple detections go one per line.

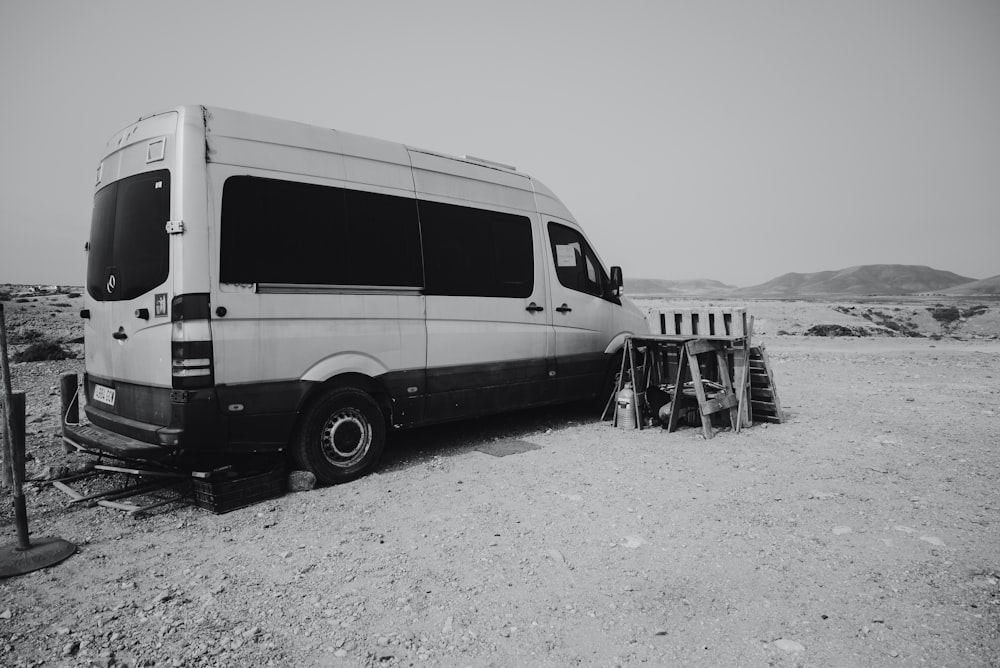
(610, 266), (623, 297)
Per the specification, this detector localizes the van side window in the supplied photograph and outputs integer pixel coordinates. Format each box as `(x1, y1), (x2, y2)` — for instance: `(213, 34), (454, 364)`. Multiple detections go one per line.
(220, 176), (422, 287)
(420, 201), (533, 298)
(548, 222), (607, 298)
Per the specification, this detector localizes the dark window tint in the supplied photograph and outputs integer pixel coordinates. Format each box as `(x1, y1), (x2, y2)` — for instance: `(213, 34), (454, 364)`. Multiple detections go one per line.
(220, 176), (422, 287)
(548, 222), (607, 298)
(420, 201), (533, 298)
(87, 170), (170, 301)
(345, 189), (423, 287)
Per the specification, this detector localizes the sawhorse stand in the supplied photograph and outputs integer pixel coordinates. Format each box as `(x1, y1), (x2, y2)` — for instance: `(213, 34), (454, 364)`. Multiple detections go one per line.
(608, 333), (754, 438)
(665, 338), (740, 438)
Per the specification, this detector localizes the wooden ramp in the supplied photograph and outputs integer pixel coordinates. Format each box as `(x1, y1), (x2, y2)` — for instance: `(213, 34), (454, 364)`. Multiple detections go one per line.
(748, 345), (784, 423)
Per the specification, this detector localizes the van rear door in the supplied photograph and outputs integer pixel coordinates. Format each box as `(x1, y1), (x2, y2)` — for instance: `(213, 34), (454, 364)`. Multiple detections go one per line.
(85, 167), (174, 430)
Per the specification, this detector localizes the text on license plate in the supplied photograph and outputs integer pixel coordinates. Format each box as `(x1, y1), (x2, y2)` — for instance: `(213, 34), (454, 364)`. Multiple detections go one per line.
(93, 385), (116, 406)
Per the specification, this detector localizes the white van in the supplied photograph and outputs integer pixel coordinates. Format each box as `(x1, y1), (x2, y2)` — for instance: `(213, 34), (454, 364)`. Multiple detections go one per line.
(66, 106), (648, 483)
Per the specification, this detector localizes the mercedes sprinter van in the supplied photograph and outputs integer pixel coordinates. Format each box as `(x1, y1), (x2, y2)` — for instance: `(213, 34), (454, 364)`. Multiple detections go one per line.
(66, 106), (649, 484)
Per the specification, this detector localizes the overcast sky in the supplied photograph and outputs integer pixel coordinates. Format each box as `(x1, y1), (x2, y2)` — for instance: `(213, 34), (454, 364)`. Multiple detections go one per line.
(1, 0), (998, 287)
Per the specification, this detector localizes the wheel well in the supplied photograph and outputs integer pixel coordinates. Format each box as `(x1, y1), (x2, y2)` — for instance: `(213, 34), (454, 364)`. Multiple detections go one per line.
(297, 373), (393, 428)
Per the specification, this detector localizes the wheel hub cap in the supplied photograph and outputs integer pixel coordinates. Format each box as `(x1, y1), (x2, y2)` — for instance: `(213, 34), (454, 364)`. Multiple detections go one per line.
(320, 409), (371, 467)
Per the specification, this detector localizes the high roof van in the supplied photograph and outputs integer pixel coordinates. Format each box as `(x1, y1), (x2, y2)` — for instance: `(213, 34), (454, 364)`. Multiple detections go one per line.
(66, 106), (649, 484)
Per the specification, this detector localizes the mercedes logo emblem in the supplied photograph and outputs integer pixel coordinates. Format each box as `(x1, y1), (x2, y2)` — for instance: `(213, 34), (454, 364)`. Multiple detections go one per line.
(106, 273), (117, 294)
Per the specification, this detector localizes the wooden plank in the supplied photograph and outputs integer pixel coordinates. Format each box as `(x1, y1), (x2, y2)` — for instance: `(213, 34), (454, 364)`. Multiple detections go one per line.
(95, 464), (185, 478)
(712, 348), (739, 430)
(129, 495), (191, 517)
(666, 346), (688, 433)
(735, 315), (754, 430)
(678, 310), (694, 336)
(72, 480), (166, 506)
(701, 392), (739, 415)
(695, 309), (711, 336)
(751, 400), (779, 414)
(686, 339), (723, 356)
(97, 500), (143, 512)
(51, 480), (85, 501)
(653, 310), (682, 335)
(730, 309), (745, 337)
(638, 344), (655, 426)
(685, 348), (714, 438)
(628, 338), (642, 429)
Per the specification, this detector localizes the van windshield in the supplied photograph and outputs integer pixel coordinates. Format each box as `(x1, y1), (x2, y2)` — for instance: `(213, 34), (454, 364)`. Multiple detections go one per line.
(87, 170), (170, 301)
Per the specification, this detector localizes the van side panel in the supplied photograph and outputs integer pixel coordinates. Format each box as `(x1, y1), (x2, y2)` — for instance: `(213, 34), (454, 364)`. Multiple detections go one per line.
(409, 151), (555, 421)
(206, 126), (427, 447)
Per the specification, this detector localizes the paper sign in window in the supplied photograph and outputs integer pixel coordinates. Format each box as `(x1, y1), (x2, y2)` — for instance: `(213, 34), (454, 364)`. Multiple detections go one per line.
(556, 244), (579, 267)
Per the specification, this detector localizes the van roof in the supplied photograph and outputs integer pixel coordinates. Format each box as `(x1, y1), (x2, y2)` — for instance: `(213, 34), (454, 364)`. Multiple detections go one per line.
(106, 105), (576, 221)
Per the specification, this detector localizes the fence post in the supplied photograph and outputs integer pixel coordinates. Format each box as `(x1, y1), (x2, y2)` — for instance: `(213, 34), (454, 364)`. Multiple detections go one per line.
(0, 302), (77, 578)
(1, 303), (15, 490)
(10, 392), (29, 549)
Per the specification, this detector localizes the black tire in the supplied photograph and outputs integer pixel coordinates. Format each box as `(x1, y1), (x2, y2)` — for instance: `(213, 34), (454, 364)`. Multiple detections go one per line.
(292, 388), (386, 484)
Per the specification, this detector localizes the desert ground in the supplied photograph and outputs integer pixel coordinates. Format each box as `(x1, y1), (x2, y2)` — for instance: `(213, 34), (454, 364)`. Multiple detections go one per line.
(0, 288), (998, 667)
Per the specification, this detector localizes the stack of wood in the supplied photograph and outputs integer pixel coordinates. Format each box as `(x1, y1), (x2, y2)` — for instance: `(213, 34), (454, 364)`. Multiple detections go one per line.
(608, 306), (783, 437)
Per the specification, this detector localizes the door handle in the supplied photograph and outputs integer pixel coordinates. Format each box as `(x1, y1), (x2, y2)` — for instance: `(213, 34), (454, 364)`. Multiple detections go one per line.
(556, 303), (573, 313)
(525, 302), (544, 313)
(112, 327), (128, 340)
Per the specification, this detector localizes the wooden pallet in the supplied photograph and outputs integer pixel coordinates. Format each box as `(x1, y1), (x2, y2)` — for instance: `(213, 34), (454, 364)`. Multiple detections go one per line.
(652, 307), (747, 337)
(748, 345), (784, 423)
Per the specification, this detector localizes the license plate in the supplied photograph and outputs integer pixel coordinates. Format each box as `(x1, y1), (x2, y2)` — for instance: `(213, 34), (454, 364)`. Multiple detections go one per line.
(93, 384), (116, 406)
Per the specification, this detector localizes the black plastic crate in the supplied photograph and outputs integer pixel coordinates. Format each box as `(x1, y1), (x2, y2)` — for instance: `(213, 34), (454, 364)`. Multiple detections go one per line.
(191, 467), (286, 513)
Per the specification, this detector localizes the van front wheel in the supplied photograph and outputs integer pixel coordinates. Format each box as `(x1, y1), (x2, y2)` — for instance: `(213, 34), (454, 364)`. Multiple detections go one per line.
(293, 389), (386, 484)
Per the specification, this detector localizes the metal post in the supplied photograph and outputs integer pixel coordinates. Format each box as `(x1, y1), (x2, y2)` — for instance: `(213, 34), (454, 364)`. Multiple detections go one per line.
(0, 303), (76, 578)
(10, 392), (29, 549)
(0, 303), (14, 490)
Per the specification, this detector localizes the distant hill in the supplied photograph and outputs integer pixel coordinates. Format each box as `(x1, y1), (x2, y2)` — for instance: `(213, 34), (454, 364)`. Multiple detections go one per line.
(941, 274), (1000, 296)
(734, 265), (976, 297)
(624, 278), (737, 296)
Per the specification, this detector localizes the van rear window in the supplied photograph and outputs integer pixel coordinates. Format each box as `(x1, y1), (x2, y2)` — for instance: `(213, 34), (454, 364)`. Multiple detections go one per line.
(220, 176), (423, 288)
(87, 170), (170, 301)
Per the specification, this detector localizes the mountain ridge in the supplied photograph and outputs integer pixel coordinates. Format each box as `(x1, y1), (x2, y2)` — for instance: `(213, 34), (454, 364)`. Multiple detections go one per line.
(625, 264), (993, 297)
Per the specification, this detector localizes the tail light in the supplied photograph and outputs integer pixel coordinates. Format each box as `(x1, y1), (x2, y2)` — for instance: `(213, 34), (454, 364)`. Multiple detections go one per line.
(171, 293), (214, 389)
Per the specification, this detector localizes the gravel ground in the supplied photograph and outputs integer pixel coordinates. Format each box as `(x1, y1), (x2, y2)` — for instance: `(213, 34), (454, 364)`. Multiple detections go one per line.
(1, 291), (998, 667)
